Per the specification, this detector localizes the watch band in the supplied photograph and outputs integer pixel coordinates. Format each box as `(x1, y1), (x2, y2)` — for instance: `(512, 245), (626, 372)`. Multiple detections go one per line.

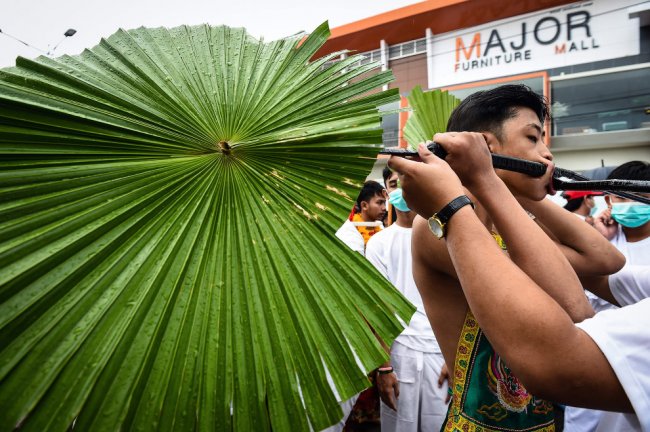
(436, 195), (473, 225)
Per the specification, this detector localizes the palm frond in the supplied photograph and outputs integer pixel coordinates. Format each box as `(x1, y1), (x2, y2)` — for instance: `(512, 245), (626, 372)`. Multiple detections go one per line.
(0, 22), (415, 431)
(403, 86), (461, 149)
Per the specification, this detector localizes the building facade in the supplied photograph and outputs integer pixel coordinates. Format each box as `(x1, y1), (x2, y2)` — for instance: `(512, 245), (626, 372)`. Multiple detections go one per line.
(318, 0), (650, 171)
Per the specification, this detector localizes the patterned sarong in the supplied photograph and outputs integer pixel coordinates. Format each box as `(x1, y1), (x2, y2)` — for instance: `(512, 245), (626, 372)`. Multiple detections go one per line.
(442, 233), (555, 431)
(442, 311), (555, 432)
(442, 233), (555, 432)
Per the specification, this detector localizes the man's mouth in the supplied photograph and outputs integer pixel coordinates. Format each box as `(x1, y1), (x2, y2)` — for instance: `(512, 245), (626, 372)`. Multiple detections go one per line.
(546, 165), (556, 195)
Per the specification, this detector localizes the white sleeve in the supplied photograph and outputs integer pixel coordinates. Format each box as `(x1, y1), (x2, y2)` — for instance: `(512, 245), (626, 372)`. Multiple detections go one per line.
(575, 298), (650, 431)
(610, 265), (650, 307)
(365, 236), (389, 280)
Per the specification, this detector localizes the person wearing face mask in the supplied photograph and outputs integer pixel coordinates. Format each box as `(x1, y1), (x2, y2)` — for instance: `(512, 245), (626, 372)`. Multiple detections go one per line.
(562, 190), (604, 225)
(586, 160), (650, 309)
(365, 188), (450, 432)
(593, 161), (650, 268)
(564, 161), (650, 432)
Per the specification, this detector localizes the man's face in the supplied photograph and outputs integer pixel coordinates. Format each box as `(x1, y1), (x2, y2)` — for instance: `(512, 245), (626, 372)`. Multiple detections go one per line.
(607, 194), (650, 205)
(488, 107), (554, 201)
(385, 172), (399, 195)
(361, 194), (387, 221)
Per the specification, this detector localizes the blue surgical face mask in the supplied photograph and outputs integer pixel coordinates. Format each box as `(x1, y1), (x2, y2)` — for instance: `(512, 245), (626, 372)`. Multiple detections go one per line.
(589, 205), (599, 217)
(611, 202), (650, 228)
(388, 188), (411, 212)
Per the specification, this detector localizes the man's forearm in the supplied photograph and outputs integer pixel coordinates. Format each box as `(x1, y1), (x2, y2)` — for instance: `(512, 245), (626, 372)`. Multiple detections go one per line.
(471, 179), (593, 322)
(443, 205), (631, 409)
(520, 198), (625, 276)
(443, 203), (582, 385)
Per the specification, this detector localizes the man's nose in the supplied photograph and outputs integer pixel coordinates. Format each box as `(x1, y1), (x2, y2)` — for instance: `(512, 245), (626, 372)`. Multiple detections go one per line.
(540, 143), (553, 162)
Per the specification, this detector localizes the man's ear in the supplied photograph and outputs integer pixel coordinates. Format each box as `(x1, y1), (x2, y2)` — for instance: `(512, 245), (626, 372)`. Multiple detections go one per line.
(360, 201), (368, 212)
(482, 132), (499, 153)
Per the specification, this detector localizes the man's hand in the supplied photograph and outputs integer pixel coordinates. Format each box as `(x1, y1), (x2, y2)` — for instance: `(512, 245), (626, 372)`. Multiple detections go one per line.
(437, 362), (452, 403)
(592, 207), (618, 240)
(388, 143), (465, 218)
(432, 132), (499, 195)
(376, 370), (400, 411)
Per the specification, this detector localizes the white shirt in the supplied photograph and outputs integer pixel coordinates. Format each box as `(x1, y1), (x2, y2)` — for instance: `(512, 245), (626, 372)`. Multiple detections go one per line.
(365, 224), (440, 353)
(335, 220), (365, 255)
(567, 228), (650, 431)
(611, 265), (650, 307)
(611, 226), (650, 266)
(575, 298), (650, 432)
(584, 225), (650, 312)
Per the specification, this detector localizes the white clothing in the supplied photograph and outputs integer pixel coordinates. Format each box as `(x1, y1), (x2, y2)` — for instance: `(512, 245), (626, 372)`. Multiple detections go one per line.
(564, 408), (603, 432)
(379, 342), (448, 432)
(365, 224), (439, 353)
(567, 229), (650, 431)
(326, 217), (385, 431)
(611, 226), (650, 266)
(320, 394), (358, 432)
(607, 226), (650, 309)
(611, 265), (650, 307)
(365, 223), (449, 431)
(335, 219), (384, 255)
(585, 290), (617, 314)
(335, 220), (365, 255)
(574, 298), (650, 432)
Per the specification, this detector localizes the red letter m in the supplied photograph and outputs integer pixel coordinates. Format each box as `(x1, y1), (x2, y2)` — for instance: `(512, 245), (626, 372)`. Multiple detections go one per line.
(555, 43), (566, 54)
(456, 33), (481, 62)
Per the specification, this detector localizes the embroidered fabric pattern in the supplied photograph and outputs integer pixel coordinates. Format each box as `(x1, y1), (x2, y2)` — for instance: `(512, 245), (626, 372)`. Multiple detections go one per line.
(442, 231), (555, 432)
(491, 232), (507, 251)
(442, 311), (555, 431)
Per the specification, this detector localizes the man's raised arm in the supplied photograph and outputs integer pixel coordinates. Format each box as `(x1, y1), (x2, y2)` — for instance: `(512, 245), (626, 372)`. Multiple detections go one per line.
(388, 140), (631, 412)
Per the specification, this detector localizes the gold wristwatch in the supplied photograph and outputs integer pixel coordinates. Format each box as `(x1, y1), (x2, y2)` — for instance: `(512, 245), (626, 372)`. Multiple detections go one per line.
(427, 195), (474, 239)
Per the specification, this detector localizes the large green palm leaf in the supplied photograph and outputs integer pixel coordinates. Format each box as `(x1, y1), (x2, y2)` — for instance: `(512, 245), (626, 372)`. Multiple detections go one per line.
(402, 86), (461, 148)
(0, 23), (415, 431)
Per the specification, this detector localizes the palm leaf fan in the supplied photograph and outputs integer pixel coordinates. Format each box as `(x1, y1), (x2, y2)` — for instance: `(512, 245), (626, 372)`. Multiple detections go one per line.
(402, 86), (461, 149)
(0, 22), (415, 431)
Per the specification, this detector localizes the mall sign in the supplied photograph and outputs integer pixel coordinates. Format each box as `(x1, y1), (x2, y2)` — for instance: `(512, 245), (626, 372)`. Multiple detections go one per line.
(428, 0), (641, 88)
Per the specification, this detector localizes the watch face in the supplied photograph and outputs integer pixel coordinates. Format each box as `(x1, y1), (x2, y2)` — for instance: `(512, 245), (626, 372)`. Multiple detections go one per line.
(428, 216), (444, 239)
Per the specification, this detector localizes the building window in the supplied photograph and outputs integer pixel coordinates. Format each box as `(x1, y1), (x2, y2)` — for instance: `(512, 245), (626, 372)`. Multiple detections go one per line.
(387, 38), (427, 60)
(379, 101), (400, 148)
(550, 65), (650, 136)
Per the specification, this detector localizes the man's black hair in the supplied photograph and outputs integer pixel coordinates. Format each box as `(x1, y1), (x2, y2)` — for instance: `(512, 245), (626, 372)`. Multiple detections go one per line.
(607, 161), (650, 181)
(446, 84), (550, 141)
(356, 180), (385, 209)
(382, 166), (394, 188)
(563, 197), (584, 212)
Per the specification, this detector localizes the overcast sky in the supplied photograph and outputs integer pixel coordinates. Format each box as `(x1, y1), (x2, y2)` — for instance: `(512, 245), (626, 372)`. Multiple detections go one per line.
(1, 0), (421, 68)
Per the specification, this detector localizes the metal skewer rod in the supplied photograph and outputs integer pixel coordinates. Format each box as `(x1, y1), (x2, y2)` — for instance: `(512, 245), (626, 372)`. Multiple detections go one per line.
(380, 142), (650, 204)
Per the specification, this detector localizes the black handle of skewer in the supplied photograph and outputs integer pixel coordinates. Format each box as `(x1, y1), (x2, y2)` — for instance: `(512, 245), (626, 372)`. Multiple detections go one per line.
(380, 143), (650, 204)
(380, 142), (547, 177)
(553, 168), (650, 205)
(553, 177), (650, 193)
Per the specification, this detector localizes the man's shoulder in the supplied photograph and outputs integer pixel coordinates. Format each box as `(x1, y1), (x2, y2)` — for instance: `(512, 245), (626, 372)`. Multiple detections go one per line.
(335, 220), (364, 252)
(336, 219), (354, 232)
